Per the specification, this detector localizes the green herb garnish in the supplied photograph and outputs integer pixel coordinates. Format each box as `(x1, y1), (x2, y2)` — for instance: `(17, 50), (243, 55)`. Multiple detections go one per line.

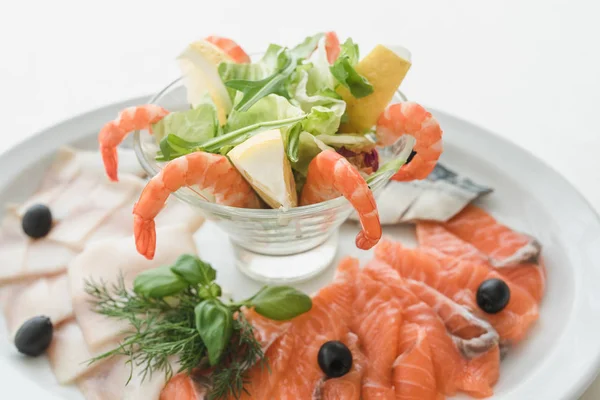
(85, 254), (312, 399)
(330, 38), (374, 98)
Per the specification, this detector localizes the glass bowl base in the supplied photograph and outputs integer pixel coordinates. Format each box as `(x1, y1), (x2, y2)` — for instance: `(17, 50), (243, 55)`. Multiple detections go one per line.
(232, 231), (339, 284)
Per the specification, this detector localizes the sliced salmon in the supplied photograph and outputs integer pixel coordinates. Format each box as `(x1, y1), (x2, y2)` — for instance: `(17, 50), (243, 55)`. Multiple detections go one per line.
(322, 332), (365, 400)
(417, 221), (546, 303)
(394, 323), (441, 400)
(352, 272), (402, 399)
(375, 239), (538, 344)
(442, 204), (541, 266)
(364, 259), (499, 397)
(262, 258), (359, 399)
(160, 373), (206, 400)
(499, 259), (546, 303)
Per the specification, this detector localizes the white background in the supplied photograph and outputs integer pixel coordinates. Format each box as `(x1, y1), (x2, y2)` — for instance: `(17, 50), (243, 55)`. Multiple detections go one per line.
(1, 0), (599, 397)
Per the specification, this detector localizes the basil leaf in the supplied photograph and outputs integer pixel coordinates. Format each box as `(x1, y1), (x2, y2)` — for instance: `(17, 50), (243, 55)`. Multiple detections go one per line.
(225, 49), (297, 112)
(285, 123), (302, 163)
(330, 39), (373, 99)
(171, 254), (216, 286)
(195, 300), (233, 365)
(133, 265), (188, 298)
(290, 33), (325, 59)
(209, 282), (222, 298)
(248, 286), (312, 321)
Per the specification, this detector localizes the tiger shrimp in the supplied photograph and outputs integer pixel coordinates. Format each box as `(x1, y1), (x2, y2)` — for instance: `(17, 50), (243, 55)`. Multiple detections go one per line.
(98, 104), (169, 182)
(134, 152), (262, 259)
(376, 102), (443, 181)
(300, 150), (381, 250)
(205, 35), (251, 64)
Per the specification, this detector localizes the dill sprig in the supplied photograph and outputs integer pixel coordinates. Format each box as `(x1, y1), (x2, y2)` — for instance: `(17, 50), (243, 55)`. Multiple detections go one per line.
(83, 255), (312, 400)
(208, 313), (267, 400)
(85, 275), (204, 382)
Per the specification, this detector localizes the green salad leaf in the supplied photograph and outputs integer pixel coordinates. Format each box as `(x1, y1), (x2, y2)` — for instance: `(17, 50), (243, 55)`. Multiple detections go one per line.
(195, 299), (233, 365)
(152, 93), (219, 144)
(171, 254), (216, 286)
(246, 286), (312, 321)
(289, 70), (345, 135)
(133, 265), (188, 298)
(224, 48), (297, 112)
(290, 33), (325, 59)
(316, 133), (376, 151)
(225, 94), (304, 133)
(290, 131), (331, 177)
(330, 39), (374, 98)
(218, 44), (283, 99)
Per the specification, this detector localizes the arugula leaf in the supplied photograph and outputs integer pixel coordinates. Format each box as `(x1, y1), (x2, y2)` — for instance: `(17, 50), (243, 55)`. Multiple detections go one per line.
(330, 39), (374, 98)
(225, 49), (297, 112)
(157, 114), (306, 161)
(195, 300), (233, 365)
(290, 33), (325, 59)
(152, 94), (219, 144)
(284, 123), (303, 163)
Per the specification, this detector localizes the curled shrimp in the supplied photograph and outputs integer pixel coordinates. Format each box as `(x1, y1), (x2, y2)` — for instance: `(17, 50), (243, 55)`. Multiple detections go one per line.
(98, 105), (169, 182)
(376, 102), (443, 181)
(300, 150), (382, 250)
(134, 152), (262, 259)
(205, 35), (250, 64)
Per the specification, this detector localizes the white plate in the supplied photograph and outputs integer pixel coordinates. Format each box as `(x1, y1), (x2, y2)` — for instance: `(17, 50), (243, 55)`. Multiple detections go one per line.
(1, 97), (599, 400)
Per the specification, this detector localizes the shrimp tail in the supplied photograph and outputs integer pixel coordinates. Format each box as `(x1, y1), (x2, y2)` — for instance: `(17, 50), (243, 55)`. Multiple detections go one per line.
(100, 144), (119, 182)
(356, 230), (379, 250)
(134, 214), (156, 260)
(300, 151), (382, 250)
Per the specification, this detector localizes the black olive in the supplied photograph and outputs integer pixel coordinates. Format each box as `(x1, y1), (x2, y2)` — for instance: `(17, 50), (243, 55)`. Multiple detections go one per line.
(477, 279), (510, 314)
(318, 340), (352, 378)
(22, 204), (53, 239)
(14, 316), (53, 357)
(406, 150), (417, 164)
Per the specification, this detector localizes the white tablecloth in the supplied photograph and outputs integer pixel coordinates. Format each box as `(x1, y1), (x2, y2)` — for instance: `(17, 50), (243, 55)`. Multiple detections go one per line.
(1, 0), (599, 398)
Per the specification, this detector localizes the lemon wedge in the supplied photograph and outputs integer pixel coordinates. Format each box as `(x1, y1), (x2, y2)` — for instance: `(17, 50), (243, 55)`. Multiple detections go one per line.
(338, 44), (412, 133)
(177, 40), (233, 125)
(228, 129), (297, 209)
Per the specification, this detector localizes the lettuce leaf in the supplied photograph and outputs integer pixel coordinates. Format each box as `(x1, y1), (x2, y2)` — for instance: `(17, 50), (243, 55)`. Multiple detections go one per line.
(315, 133), (375, 151)
(219, 44), (282, 86)
(225, 94), (304, 133)
(289, 131), (331, 177)
(152, 93), (219, 144)
(223, 48), (297, 112)
(289, 70), (345, 135)
(290, 33), (325, 59)
(330, 39), (373, 98)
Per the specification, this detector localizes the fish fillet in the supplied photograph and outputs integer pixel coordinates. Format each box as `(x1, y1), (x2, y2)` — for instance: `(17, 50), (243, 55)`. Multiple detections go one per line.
(68, 224), (198, 352)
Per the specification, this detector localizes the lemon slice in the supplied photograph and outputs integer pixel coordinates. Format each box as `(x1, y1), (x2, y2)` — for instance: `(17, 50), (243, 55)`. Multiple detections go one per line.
(177, 40), (233, 125)
(338, 44), (412, 133)
(228, 129), (297, 209)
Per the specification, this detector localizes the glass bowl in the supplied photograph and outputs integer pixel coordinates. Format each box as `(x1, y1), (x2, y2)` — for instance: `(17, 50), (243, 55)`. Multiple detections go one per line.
(133, 77), (408, 284)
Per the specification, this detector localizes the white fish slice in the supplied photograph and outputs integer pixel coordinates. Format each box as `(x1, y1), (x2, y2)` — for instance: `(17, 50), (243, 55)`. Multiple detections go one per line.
(47, 319), (115, 385)
(353, 163), (493, 225)
(0, 210), (77, 284)
(47, 174), (146, 248)
(0, 274), (72, 339)
(87, 193), (205, 245)
(68, 224), (199, 352)
(76, 355), (172, 400)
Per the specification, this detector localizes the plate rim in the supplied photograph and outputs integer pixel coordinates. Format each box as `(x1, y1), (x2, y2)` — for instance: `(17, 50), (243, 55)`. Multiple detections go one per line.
(0, 96), (599, 399)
